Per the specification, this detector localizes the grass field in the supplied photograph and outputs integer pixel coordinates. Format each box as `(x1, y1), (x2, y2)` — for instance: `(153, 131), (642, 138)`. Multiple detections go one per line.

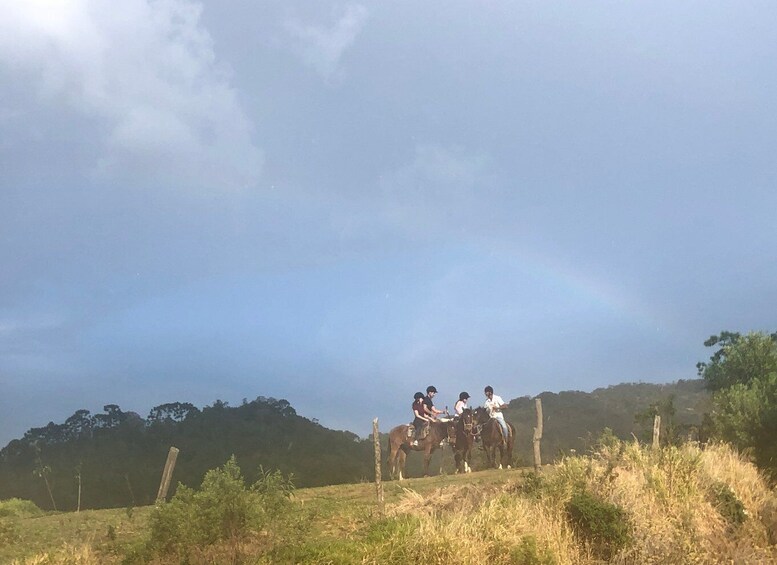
(3, 442), (777, 564)
(1, 467), (528, 564)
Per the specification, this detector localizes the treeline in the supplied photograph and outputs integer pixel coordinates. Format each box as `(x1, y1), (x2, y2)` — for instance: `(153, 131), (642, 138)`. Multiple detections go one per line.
(0, 397), (373, 511)
(501, 379), (712, 465)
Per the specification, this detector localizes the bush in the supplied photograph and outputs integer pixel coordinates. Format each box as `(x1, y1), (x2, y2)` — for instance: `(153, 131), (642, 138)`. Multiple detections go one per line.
(510, 535), (557, 565)
(0, 498), (43, 518)
(146, 456), (294, 561)
(709, 481), (747, 527)
(566, 490), (630, 561)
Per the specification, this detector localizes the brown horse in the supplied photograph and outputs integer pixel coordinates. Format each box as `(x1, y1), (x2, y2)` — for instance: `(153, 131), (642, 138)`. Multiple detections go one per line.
(473, 407), (515, 469)
(452, 408), (475, 474)
(386, 420), (454, 480)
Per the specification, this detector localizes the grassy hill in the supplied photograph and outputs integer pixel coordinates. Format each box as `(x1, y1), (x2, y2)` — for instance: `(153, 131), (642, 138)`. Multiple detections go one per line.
(3, 438), (777, 564)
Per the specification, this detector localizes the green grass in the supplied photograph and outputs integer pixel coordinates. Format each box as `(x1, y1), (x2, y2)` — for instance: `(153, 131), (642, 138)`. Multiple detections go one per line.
(1, 468), (527, 563)
(0, 506), (153, 563)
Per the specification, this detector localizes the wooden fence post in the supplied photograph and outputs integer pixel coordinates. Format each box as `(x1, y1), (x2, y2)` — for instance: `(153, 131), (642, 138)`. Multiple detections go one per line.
(652, 415), (661, 449)
(156, 446), (179, 503)
(533, 398), (543, 472)
(373, 418), (384, 515)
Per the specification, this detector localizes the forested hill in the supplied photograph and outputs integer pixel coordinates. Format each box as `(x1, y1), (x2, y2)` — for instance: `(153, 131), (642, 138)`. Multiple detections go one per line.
(1, 381), (710, 511)
(503, 379), (711, 465)
(0, 397), (373, 511)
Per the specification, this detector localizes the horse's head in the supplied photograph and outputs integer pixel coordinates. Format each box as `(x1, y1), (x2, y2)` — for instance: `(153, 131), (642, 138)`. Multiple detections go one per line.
(473, 406), (490, 425)
(459, 408), (474, 432)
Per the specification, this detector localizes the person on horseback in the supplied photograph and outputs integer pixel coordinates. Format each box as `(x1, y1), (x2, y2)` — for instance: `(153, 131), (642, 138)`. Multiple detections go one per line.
(454, 391), (470, 416)
(484, 385), (510, 441)
(411, 391), (432, 446)
(423, 385), (445, 419)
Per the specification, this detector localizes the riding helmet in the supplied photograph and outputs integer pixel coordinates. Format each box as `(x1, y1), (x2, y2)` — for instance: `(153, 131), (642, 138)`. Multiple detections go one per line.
(459, 391), (470, 401)
(414, 392), (425, 400)
(426, 385), (438, 394)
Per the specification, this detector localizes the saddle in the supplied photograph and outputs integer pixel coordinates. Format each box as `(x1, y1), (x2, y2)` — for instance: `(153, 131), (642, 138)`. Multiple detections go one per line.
(407, 423), (430, 441)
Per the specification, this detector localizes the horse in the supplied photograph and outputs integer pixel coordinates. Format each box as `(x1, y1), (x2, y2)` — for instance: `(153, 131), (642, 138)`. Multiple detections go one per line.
(473, 407), (515, 469)
(452, 408), (475, 474)
(386, 419), (455, 480)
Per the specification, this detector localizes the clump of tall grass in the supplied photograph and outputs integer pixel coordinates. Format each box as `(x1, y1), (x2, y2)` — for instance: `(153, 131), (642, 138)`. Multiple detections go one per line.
(10, 544), (97, 565)
(370, 440), (777, 564)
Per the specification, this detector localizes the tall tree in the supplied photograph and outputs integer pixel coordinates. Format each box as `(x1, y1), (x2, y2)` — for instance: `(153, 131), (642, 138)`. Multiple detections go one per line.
(698, 331), (777, 475)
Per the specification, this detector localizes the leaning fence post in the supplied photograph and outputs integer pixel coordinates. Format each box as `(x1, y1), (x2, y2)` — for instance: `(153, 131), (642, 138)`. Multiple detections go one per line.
(533, 398), (543, 472)
(652, 415), (661, 449)
(156, 446), (179, 503)
(373, 418), (384, 515)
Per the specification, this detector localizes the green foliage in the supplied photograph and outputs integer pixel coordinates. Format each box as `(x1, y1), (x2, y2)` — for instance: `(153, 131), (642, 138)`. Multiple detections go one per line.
(709, 481), (747, 527)
(0, 497), (43, 518)
(699, 331), (777, 476)
(566, 490), (630, 561)
(699, 331), (777, 391)
(510, 535), (557, 565)
(147, 456), (294, 560)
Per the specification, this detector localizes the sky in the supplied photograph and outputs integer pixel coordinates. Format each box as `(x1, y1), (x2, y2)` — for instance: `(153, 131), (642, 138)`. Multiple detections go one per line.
(1, 0), (776, 446)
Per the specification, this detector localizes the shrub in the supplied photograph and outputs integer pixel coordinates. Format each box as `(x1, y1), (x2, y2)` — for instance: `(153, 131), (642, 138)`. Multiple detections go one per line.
(0, 498), (43, 518)
(709, 481), (747, 527)
(146, 456), (294, 560)
(510, 535), (557, 565)
(566, 490), (630, 561)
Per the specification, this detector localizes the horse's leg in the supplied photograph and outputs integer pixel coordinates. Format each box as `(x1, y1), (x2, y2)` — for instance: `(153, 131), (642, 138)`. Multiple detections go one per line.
(454, 451), (462, 474)
(397, 449), (407, 481)
(423, 447), (434, 476)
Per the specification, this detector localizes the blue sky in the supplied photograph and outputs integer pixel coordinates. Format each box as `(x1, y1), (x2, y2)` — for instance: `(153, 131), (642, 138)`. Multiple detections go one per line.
(1, 1), (776, 445)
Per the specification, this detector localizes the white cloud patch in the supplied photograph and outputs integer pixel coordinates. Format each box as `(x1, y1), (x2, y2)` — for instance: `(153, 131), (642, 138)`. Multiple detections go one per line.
(0, 0), (262, 189)
(284, 4), (368, 81)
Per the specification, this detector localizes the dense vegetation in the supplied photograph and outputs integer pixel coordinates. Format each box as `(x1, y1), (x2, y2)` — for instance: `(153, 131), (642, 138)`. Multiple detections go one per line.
(0, 397), (373, 511)
(697, 330), (777, 477)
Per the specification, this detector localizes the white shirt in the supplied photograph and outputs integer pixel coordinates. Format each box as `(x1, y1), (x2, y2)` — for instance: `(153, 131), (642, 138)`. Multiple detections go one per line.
(454, 399), (468, 415)
(484, 394), (506, 418)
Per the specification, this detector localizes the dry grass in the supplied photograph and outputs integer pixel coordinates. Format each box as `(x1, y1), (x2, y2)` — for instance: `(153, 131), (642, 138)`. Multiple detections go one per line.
(10, 543), (99, 565)
(375, 441), (777, 565)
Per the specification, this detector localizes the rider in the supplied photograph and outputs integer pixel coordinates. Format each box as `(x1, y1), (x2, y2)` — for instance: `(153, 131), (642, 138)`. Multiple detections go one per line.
(424, 385), (446, 419)
(411, 391), (432, 446)
(454, 391), (470, 416)
(484, 385), (510, 441)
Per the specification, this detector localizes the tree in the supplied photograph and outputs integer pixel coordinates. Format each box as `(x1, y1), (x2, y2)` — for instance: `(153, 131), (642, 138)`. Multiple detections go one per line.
(634, 395), (679, 445)
(698, 331), (777, 391)
(698, 331), (777, 475)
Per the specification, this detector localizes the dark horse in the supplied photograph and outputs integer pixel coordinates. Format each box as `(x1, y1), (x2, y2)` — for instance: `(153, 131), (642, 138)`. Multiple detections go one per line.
(452, 408), (476, 474)
(473, 407), (515, 469)
(387, 420), (454, 480)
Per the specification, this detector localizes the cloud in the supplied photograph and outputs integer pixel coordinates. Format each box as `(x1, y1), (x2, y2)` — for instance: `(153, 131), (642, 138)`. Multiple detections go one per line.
(378, 144), (495, 237)
(0, 0), (262, 189)
(284, 4), (368, 81)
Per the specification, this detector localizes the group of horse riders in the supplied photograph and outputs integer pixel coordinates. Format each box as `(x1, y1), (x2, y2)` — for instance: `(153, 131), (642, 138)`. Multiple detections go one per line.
(409, 384), (510, 447)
